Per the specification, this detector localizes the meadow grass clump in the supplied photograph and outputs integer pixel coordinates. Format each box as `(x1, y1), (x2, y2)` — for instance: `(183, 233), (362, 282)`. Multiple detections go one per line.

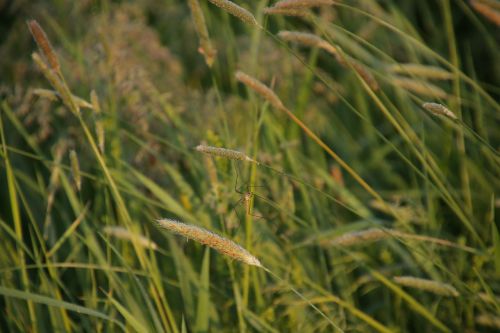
(0, 1), (498, 332)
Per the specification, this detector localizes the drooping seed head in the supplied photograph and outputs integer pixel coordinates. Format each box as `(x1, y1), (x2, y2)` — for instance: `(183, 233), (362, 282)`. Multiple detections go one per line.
(387, 63), (453, 80)
(156, 218), (262, 267)
(392, 77), (449, 99)
(272, 0), (335, 9)
(393, 276), (460, 297)
(188, 0), (217, 67)
(422, 102), (457, 120)
(263, 7), (310, 16)
(195, 144), (258, 163)
(235, 71), (285, 111)
(207, 0), (260, 27)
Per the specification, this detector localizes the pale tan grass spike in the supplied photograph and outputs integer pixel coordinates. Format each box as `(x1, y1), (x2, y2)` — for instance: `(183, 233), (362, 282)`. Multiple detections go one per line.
(393, 276), (460, 297)
(272, 0), (335, 9)
(156, 218), (262, 267)
(188, 0), (217, 66)
(196, 144), (258, 163)
(422, 102), (457, 120)
(104, 226), (158, 250)
(263, 7), (309, 16)
(207, 0), (260, 27)
(235, 71), (285, 110)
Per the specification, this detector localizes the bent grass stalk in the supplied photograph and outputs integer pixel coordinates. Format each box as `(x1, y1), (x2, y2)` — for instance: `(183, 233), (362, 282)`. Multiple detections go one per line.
(156, 218), (343, 331)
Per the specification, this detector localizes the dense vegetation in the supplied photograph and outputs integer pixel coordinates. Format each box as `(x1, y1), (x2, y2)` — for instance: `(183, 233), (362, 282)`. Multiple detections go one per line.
(0, 1), (499, 332)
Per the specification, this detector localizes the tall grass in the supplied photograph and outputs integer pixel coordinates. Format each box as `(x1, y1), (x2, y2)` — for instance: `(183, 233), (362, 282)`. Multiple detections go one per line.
(0, 1), (498, 332)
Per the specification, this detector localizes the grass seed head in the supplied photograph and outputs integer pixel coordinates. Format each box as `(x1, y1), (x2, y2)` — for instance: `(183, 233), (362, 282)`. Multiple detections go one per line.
(422, 102), (457, 120)
(104, 226), (158, 250)
(188, 0), (217, 66)
(195, 144), (258, 163)
(207, 0), (260, 27)
(28, 20), (60, 73)
(393, 276), (460, 297)
(235, 71), (285, 111)
(156, 218), (262, 267)
(272, 0), (335, 9)
(69, 149), (81, 191)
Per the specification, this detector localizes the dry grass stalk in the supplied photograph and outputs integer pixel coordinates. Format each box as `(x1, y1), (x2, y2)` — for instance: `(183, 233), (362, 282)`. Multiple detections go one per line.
(470, 0), (500, 26)
(156, 218), (262, 266)
(393, 276), (460, 297)
(207, 0), (260, 27)
(392, 77), (448, 99)
(90, 90), (105, 153)
(235, 70), (285, 110)
(475, 313), (500, 328)
(272, 0), (335, 9)
(28, 20), (60, 73)
(263, 7), (310, 16)
(387, 63), (453, 80)
(422, 102), (457, 120)
(188, 0), (217, 67)
(196, 144), (258, 163)
(278, 31), (378, 90)
(103, 226), (158, 250)
(69, 150), (81, 191)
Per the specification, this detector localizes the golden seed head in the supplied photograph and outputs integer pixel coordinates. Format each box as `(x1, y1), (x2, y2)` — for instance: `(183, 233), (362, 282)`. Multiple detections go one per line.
(422, 102), (457, 120)
(156, 218), (262, 267)
(195, 144), (258, 163)
(272, 0), (335, 9)
(28, 20), (60, 73)
(207, 0), (260, 27)
(393, 276), (460, 297)
(235, 71), (285, 111)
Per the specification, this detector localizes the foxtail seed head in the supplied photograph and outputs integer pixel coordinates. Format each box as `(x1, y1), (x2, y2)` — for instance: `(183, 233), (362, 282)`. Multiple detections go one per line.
(422, 102), (457, 120)
(393, 276), (460, 297)
(28, 20), (60, 73)
(156, 218), (262, 267)
(272, 0), (335, 9)
(207, 0), (260, 27)
(196, 144), (258, 163)
(235, 71), (285, 111)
